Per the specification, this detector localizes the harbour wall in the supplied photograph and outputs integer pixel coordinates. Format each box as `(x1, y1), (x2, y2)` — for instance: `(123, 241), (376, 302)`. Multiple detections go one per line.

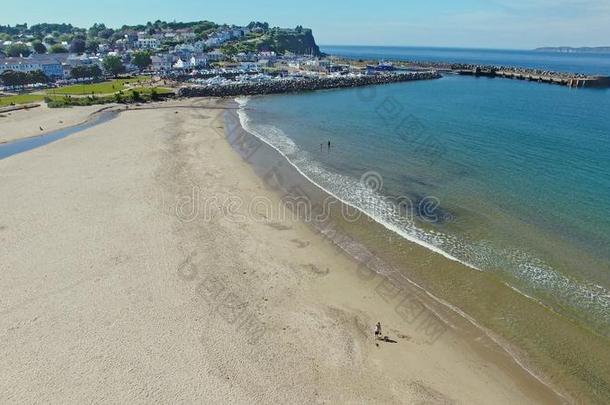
(457, 68), (610, 88)
(178, 71), (441, 97)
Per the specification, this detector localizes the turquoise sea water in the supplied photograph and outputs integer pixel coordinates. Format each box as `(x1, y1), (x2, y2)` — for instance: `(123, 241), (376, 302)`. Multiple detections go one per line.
(239, 67), (610, 334)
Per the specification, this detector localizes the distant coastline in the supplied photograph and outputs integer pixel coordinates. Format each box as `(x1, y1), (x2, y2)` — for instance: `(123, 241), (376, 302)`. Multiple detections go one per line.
(535, 46), (610, 54)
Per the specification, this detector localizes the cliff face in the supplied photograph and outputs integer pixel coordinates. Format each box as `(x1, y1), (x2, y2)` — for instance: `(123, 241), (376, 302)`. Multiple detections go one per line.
(267, 28), (321, 56)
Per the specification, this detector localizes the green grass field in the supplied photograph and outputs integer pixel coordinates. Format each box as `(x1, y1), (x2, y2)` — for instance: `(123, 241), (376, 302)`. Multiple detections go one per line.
(0, 77), (173, 108)
(47, 76), (153, 95)
(0, 94), (45, 107)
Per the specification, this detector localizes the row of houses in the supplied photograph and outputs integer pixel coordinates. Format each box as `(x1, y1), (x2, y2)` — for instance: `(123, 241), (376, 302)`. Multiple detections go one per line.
(150, 54), (278, 73)
(0, 24), (251, 56)
(1, 42), (335, 81)
(203, 27), (250, 48)
(123, 26), (251, 51)
(1, 54), (75, 79)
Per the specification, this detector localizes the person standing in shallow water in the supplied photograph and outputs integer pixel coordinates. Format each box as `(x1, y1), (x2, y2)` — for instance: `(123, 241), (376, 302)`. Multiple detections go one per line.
(328, 140), (331, 152)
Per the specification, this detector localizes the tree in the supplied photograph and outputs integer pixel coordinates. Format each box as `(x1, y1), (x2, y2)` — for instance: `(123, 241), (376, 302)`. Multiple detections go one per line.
(0, 70), (25, 86)
(88, 23), (107, 38)
(70, 65), (102, 79)
(86, 39), (100, 53)
(0, 69), (48, 86)
(69, 38), (86, 54)
(221, 44), (238, 56)
(103, 55), (125, 77)
(98, 28), (114, 39)
(50, 44), (68, 53)
(32, 40), (47, 54)
(131, 90), (142, 102)
(89, 65), (102, 78)
(58, 34), (72, 43)
(132, 51), (152, 71)
(6, 43), (31, 57)
(194, 21), (217, 35)
(27, 70), (49, 84)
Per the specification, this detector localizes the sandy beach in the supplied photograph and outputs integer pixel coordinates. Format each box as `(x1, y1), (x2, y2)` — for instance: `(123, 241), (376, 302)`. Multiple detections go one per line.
(0, 100), (566, 403)
(0, 103), (111, 144)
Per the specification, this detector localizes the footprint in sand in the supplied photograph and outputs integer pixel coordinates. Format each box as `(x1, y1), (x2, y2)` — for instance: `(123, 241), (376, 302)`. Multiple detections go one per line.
(266, 222), (292, 231)
(302, 264), (330, 277)
(290, 239), (310, 248)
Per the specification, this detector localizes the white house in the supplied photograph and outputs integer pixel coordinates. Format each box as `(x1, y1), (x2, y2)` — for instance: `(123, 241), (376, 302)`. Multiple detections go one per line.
(207, 49), (225, 62)
(173, 58), (186, 70)
(136, 37), (161, 50)
(175, 43), (195, 54)
(151, 55), (173, 72)
(193, 41), (207, 52)
(236, 52), (258, 62)
(239, 62), (259, 72)
(258, 51), (277, 60)
(190, 53), (208, 68)
(175, 29), (196, 41)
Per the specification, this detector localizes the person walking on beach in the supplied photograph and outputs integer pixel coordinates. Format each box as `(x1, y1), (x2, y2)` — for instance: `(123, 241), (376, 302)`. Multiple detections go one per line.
(374, 322), (382, 339)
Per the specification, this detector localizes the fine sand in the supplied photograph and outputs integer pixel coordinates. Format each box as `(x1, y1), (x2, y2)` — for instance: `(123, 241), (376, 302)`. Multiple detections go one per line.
(0, 99), (565, 403)
(0, 103), (112, 144)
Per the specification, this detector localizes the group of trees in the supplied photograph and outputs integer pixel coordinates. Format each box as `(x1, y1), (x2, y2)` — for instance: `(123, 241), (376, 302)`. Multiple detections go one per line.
(4, 43), (31, 57)
(247, 22), (270, 32)
(70, 65), (102, 79)
(0, 69), (48, 87)
(132, 51), (152, 71)
(102, 55), (125, 76)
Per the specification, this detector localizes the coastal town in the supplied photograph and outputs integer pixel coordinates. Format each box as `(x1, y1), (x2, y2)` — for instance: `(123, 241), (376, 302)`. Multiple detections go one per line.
(0, 21), (446, 107)
(2, 20), (608, 110)
(0, 22), (309, 82)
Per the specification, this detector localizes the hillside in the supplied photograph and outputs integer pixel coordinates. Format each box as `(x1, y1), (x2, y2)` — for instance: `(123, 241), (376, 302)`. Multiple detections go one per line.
(222, 26), (321, 56)
(0, 20), (321, 56)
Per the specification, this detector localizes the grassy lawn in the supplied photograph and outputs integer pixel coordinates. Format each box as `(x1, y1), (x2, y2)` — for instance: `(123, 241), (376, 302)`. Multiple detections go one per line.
(0, 94), (46, 107)
(48, 76), (153, 96)
(0, 82), (173, 109)
(46, 86), (175, 107)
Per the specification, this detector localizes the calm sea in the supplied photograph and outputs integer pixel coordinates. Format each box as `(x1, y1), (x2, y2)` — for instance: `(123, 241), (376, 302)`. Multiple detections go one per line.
(238, 47), (610, 335)
(321, 45), (610, 75)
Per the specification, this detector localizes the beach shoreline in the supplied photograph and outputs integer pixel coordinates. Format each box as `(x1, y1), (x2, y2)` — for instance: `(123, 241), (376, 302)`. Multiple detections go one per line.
(0, 103), (120, 144)
(228, 95), (610, 404)
(0, 99), (591, 403)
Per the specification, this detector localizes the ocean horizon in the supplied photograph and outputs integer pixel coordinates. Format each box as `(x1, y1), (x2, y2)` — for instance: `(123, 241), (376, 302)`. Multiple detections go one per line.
(320, 45), (610, 75)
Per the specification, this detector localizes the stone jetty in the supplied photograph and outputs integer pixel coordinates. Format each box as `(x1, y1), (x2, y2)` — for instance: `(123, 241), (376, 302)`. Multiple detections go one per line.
(456, 65), (610, 88)
(178, 71), (441, 97)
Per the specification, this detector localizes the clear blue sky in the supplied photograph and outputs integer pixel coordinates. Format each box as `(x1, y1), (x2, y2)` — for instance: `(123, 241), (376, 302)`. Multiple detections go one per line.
(2, 0), (609, 49)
